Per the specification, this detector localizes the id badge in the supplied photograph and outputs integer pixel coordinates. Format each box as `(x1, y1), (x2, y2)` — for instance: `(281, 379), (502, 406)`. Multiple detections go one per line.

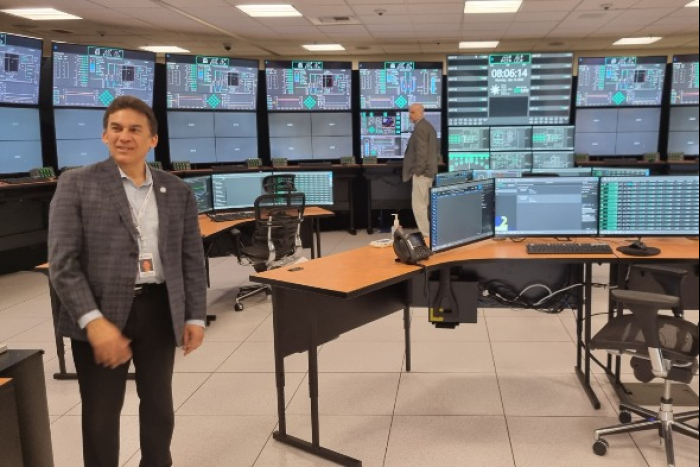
(138, 253), (156, 278)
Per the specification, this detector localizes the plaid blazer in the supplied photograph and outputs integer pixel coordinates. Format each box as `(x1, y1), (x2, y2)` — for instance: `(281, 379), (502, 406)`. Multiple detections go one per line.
(48, 158), (207, 344)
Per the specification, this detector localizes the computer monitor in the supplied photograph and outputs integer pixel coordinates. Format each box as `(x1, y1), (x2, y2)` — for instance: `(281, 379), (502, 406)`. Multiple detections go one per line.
(574, 133), (617, 156)
(530, 168), (593, 177)
(495, 177), (600, 237)
(56, 139), (155, 169)
(311, 112), (352, 136)
(0, 107), (42, 141)
(667, 132), (699, 157)
(167, 111), (215, 139)
(448, 127), (490, 152)
(430, 180), (495, 253)
(615, 132), (659, 156)
(182, 175), (213, 214)
(269, 137), (313, 160)
(359, 61), (442, 110)
(591, 167), (650, 177)
(215, 137), (258, 162)
(165, 54), (258, 110)
(52, 42), (156, 107)
(54, 108), (105, 140)
(617, 108), (661, 133)
(214, 112), (258, 138)
(599, 176), (699, 236)
(448, 153), (490, 171)
(472, 169), (525, 180)
(532, 152), (575, 169)
(0, 33), (42, 105)
(312, 136), (353, 160)
(276, 171), (334, 206)
(489, 152), (532, 170)
(169, 138), (216, 164)
(670, 54), (699, 106)
(531, 126), (575, 151)
(266, 60), (352, 111)
(361, 136), (402, 159)
(669, 107), (699, 132)
(269, 113), (312, 137)
(435, 171), (472, 187)
(211, 172), (266, 210)
(0, 140), (43, 173)
(575, 109), (618, 134)
(490, 126), (533, 151)
(56, 139), (108, 168)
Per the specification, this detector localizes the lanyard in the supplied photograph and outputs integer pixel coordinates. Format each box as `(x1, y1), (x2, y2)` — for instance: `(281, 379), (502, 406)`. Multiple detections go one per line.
(129, 184), (154, 248)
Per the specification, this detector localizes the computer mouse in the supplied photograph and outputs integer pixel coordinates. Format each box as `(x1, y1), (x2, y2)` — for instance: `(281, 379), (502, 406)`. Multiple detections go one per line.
(628, 240), (647, 250)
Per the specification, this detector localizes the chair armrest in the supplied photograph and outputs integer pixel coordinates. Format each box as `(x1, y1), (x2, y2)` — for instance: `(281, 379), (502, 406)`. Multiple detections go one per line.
(632, 265), (687, 318)
(633, 264), (688, 280)
(611, 290), (680, 350)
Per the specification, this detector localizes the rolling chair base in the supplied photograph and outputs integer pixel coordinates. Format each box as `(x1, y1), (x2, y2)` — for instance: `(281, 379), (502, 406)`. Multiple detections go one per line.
(593, 381), (699, 467)
(235, 284), (271, 311)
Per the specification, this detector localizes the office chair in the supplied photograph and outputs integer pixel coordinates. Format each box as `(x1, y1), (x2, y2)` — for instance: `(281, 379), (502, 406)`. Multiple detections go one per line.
(590, 288), (699, 466)
(230, 191), (306, 311)
(629, 265), (688, 318)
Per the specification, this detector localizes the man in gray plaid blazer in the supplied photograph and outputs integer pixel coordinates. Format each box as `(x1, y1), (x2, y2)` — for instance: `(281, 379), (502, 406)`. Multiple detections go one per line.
(48, 96), (207, 467)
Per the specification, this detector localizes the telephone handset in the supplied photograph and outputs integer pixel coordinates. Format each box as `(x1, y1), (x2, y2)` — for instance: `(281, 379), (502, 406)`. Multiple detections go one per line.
(393, 227), (433, 265)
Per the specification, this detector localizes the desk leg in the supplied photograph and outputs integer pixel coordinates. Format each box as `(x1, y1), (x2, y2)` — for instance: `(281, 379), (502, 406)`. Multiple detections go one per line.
(576, 263), (601, 409)
(48, 282), (75, 381)
(404, 305), (412, 372)
(366, 178), (373, 235)
(348, 177), (356, 235)
(315, 219), (322, 259)
(270, 291), (363, 467)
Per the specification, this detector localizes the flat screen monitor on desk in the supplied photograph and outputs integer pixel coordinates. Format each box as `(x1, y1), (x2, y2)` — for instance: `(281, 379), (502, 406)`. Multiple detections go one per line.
(183, 175), (213, 214)
(530, 168), (593, 177)
(435, 171), (472, 187)
(430, 179), (495, 253)
(591, 167), (650, 177)
(211, 172), (266, 210)
(472, 169), (525, 180)
(495, 177), (600, 237)
(275, 171), (334, 206)
(599, 176), (700, 237)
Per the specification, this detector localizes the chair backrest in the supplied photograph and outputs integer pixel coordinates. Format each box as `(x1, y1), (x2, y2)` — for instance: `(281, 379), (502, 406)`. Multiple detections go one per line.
(251, 192), (306, 265)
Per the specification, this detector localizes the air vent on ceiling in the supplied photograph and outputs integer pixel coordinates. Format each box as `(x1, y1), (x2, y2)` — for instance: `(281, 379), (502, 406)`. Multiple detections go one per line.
(50, 29), (74, 34)
(578, 13), (606, 20)
(309, 16), (362, 26)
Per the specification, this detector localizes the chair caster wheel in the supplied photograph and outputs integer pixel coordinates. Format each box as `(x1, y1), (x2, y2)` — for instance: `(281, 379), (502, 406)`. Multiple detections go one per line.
(234, 303), (244, 312)
(619, 410), (633, 424)
(593, 439), (609, 456)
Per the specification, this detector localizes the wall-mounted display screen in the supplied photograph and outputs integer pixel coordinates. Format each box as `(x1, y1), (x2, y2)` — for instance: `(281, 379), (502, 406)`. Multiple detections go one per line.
(265, 61), (352, 111)
(576, 56), (667, 107)
(166, 54), (258, 110)
(360, 61), (442, 110)
(670, 54), (699, 106)
(0, 33), (42, 105)
(52, 42), (156, 107)
(447, 53), (574, 126)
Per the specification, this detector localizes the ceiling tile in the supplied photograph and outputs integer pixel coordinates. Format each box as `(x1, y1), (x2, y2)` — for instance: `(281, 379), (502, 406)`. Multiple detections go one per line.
(358, 14), (412, 25)
(409, 15), (463, 25)
(407, 3), (465, 14)
(575, 0), (639, 11)
(462, 13), (517, 24)
(351, 4), (410, 16)
(519, 1), (582, 13)
(515, 11), (570, 22)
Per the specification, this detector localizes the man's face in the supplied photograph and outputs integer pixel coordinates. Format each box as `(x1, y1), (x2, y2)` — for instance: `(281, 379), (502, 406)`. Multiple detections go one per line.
(103, 109), (157, 167)
(409, 105), (423, 123)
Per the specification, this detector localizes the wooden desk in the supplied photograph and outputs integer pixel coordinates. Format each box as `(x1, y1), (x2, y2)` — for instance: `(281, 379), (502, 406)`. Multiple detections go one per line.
(251, 237), (697, 466)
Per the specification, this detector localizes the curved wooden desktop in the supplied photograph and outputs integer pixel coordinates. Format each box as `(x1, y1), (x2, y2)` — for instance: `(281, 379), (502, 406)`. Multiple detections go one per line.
(251, 236), (698, 467)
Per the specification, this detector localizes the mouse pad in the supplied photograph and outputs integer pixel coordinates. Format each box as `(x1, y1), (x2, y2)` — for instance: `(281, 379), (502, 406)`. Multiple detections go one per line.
(617, 246), (661, 257)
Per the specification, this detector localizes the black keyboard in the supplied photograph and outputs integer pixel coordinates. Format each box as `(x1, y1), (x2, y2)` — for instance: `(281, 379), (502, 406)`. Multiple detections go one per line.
(207, 211), (254, 222)
(526, 243), (613, 255)
(0, 177), (43, 184)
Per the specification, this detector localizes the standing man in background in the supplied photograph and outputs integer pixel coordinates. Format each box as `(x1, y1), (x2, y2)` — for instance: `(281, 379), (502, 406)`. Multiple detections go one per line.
(49, 96), (207, 467)
(403, 103), (439, 238)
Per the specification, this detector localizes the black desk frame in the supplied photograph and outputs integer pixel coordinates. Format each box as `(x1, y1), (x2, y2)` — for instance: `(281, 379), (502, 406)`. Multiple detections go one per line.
(260, 258), (603, 466)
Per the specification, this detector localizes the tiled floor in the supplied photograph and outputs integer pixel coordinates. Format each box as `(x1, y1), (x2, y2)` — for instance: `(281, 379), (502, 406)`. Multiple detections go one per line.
(1, 230), (698, 467)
